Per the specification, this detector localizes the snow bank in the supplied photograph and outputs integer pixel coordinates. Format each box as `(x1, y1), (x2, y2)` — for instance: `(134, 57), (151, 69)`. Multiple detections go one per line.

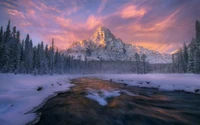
(1, 73), (200, 125)
(0, 73), (82, 125)
(85, 89), (120, 106)
(94, 74), (200, 94)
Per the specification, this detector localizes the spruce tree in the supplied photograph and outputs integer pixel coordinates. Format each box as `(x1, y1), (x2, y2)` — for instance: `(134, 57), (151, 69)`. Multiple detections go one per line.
(29, 40), (33, 72)
(196, 20), (200, 47)
(134, 53), (140, 74)
(8, 26), (17, 72)
(50, 39), (54, 75)
(15, 31), (21, 73)
(187, 38), (196, 73)
(178, 48), (184, 73)
(195, 20), (200, 73)
(141, 54), (147, 74)
(20, 39), (25, 73)
(4, 20), (11, 44)
(33, 46), (38, 75)
(24, 34), (30, 73)
(0, 26), (3, 69)
(39, 42), (45, 75)
(54, 48), (59, 73)
(172, 54), (175, 73)
(183, 42), (188, 73)
(2, 20), (11, 72)
(44, 44), (50, 74)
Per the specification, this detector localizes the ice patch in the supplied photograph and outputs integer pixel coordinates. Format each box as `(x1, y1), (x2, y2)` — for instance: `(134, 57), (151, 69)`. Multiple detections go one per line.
(85, 89), (120, 106)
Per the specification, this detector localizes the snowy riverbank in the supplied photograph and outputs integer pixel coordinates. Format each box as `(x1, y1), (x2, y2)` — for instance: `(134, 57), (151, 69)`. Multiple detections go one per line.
(0, 74), (83, 125)
(0, 73), (200, 125)
(95, 74), (200, 94)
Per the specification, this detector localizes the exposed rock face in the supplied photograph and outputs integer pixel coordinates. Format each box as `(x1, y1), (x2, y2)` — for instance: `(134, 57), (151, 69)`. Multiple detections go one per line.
(64, 26), (172, 64)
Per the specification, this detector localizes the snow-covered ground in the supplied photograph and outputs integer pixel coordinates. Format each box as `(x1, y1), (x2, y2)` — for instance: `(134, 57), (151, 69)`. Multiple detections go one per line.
(0, 73), (200, 125)
(0, 74), (83, 125)
(94, 74), (200, 94)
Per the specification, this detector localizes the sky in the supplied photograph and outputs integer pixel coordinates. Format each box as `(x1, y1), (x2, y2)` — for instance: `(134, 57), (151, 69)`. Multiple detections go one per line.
(0, 0), (200, 53)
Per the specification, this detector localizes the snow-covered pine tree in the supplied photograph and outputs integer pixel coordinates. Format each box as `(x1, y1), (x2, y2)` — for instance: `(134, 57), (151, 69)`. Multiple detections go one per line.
(141, 54), (147, 74)
(195, 20), (200, 73)
(134, 53), (140, 74)
(24, 34), (30, 73)
(178, 48), (184, 73)
(183, 42), (188, 73)
(195, 48), (200, 73)
(36, 43), (41, 74)
(20, 39), (25, 73)
(29, 40), (33, 72)
(10, 27), (21, 74)
(39, 42), (45, 75)
(4, 20), (11, 44)
(0, 26), (3, 69)
(24, 34), (34, 73)
(196, 20), (200, 46)
(172, 54), (175, 73)
(44, 44), (50, 74)
(187, 38), (196, 73)
(15, 31), (21, 74)
(8, 26), (17, 72)
(54, 48), (59, 73)
(2, 20), (11, 72)
(60, 54), (65, 74)
(50, 39), (54, 75)
(32, 46), (38, 75)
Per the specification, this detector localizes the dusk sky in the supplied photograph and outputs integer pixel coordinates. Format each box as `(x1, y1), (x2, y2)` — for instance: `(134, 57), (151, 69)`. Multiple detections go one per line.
(0, 0), (200, 53)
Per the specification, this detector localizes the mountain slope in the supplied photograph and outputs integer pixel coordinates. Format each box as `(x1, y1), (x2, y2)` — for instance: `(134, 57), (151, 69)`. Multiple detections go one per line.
(64, 26), (172, 64)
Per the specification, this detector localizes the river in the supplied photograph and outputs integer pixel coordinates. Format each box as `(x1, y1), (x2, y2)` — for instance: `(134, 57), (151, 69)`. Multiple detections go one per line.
(34, 77), (200, 125)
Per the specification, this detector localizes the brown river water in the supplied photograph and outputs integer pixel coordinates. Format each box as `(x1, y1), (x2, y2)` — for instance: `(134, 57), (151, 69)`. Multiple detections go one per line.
(33, 77), (200, 125)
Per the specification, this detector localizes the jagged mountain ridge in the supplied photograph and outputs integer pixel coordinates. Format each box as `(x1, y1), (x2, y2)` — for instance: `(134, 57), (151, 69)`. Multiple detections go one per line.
(64, 26), (172, 64)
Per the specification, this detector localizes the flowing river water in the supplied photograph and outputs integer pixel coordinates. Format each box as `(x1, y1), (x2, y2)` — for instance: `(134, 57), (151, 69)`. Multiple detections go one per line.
(34, 77), (200, 125)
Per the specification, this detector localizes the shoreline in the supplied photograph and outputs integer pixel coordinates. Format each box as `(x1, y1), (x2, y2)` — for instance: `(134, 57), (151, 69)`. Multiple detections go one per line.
(26, 84), (75, 125)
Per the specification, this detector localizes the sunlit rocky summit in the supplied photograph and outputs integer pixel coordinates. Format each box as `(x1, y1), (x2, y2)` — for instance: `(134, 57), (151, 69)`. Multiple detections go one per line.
(64, 26), (172, 63)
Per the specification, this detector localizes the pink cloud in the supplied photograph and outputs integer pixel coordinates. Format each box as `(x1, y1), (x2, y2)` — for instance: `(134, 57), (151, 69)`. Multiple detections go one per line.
(2, 0), (195, 53)
(55, 17), (71, 28)
(20, 21), (32, 27)
(6, 9), (25, 18)
(121, 5), (147, 19)
(85, 15), (102, 30)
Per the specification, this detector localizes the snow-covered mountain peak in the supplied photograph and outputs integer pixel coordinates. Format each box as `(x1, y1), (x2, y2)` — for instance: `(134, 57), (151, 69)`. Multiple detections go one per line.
(64, 27), (172, 64)
(95, 26), (112, 34)
(90, 26), (116, 46)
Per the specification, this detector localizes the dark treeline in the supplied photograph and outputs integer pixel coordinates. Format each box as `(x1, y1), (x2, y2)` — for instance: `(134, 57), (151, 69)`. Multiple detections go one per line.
(0, 20), (154, 75)
(172, 20), (200, 74)
(0, 20), (65, 75)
